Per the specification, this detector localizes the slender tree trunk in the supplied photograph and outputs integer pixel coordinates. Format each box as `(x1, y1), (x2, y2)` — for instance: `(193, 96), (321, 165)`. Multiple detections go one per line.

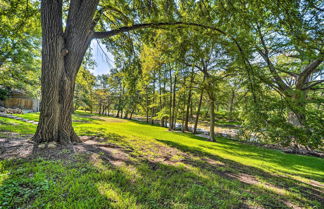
(229, 89), (235, 119)
(190, 99), (193, 118)
(159, 69), (162, 112)
(168, 68), (173, 131)
(203, 70), (216, 142)
(130, 108), (135, 119)
(185, 69), (194, 131)
(151, 76), (155, 124)
(146, 88), (149, 123)
(209, 98), (216, 142)
(98, 104), (102, 115)
(172, 74), (177, 129)
(193, 88), (204, 134)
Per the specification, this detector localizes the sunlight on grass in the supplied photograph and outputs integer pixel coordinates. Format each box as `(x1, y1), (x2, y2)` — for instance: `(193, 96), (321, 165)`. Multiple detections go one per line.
(1, 112), (323, 208)
(4, 112), (324, 182)
(0, 117), (36, 134)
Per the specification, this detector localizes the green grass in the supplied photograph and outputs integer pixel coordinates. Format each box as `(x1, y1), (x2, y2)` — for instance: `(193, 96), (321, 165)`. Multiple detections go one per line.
(13, 113), (40, 122)
(0, 117), (37, 135)
(1, 112), (323, 208)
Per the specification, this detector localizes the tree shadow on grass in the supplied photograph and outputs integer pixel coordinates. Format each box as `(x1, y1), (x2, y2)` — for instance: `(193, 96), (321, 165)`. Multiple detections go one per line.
(156, 139), (324, 208)
(158, 129), (324, 182)
(1, 130), (323, 208)
(196, 140), (324, 182)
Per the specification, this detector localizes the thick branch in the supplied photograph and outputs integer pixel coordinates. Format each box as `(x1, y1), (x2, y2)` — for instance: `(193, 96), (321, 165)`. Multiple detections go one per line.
(92, 22), (227, 39)
(256, 25), (290, 92)
(296, 58), (323, 89)
(302, 79), (324, 90)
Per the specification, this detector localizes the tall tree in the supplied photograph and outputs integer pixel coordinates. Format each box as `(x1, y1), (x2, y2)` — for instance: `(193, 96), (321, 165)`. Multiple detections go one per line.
(33, 0), (229, 144)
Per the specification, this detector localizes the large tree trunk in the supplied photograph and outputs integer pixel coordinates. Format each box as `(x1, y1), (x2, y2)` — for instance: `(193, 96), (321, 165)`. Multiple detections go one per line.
(33, 0), (98, 144)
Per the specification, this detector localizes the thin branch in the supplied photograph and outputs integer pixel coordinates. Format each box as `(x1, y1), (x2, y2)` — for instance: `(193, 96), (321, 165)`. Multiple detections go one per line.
(183, 62), (203, 71)
(276, 68), (299, 78)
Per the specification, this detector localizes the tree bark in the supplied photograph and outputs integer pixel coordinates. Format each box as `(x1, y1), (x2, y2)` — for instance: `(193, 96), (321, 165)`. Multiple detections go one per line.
(146, 88), (149, 123)
(203, 70), (216, 142)
(185, 69), (194, 131)
(151, 75), (155, 124)
(168, 68), (173, 131)
(33, 0), (99, 144)
(193, 88), (204, 134)
(229, 89), (235, 119)
(209, 98), (216, 142)
(172, 74), (177, 129)
(130, 108), (135, 119)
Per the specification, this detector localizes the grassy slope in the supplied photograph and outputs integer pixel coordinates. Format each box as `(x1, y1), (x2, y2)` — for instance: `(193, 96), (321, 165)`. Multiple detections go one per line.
(0, 112), (323, 208)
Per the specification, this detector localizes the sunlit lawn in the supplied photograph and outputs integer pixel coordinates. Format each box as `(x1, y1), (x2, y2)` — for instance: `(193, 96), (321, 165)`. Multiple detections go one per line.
(0, 112), (323, 208)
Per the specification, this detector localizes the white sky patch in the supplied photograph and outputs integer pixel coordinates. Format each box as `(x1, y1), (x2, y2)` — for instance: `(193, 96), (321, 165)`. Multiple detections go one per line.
(90, 40), (115, 76)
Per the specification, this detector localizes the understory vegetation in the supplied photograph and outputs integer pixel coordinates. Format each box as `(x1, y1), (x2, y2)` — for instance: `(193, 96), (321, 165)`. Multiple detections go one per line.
(0, 112), (323, 208)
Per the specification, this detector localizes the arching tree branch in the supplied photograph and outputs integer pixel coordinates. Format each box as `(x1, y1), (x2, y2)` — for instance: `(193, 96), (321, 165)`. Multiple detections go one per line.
(92, 22), (227, 39)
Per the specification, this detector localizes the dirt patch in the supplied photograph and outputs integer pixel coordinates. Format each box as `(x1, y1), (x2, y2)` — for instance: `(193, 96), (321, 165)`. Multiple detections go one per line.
(0, 133), (132, 167)
(94, 116), (127, 123)
(74, 137), (132, 166)
(228, 173), (260, 185)
(0, 133), (34, 159)
(201, 157), (225, 166)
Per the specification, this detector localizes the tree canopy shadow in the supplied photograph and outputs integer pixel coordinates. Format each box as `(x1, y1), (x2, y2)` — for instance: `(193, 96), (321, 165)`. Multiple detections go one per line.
(156, 139), (324, 208)
(1, 129), (323, 208)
